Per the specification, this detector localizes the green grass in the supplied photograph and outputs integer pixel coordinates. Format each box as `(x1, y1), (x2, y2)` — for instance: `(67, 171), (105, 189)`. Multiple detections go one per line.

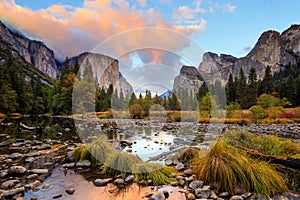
(103, 151), (142, 178)
(133, 163), (175, 185)
(192, 137), (288, 196)
(73, 137), (113, 165)
(226, 130), (300, 158)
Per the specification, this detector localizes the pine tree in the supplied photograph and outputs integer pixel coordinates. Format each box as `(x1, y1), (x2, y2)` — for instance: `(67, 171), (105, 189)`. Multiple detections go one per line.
(226, 73), (235, 104)
(129, 92), (137, 107)
(236, 68), (248, 109)
(262, 66), (274, 94)
(247, 68), (258, 107)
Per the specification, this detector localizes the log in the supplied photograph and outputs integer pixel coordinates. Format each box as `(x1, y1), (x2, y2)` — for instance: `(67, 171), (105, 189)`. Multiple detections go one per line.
(243, 147), (300, 170)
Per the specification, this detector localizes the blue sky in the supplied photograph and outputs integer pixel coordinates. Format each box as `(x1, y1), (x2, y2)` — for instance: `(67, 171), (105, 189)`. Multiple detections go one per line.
(12, 0), (300, 58)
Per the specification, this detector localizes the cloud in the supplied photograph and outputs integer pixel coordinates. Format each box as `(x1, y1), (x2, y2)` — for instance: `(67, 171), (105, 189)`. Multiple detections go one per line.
(136, 0), (147, 7)
(172, 6), (195, 20)
(175, 19), (207, 32)
(0, 0), (205, 61)
(223, 3), (237, 13)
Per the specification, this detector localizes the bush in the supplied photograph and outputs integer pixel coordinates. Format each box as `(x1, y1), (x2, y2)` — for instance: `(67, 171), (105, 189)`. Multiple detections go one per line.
(280, 112), (296, 118)
(192, 137), (288, 195)
(129, 104), (145, 119)
(249, 105), (267, 119)
(267, 106), (285, 118)
(257, 94), (289, 109)
(226, 102), (241, 118)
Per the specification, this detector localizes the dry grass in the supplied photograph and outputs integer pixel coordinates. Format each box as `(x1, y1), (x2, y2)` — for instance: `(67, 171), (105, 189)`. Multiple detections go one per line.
(178, 147), (200, 164)
(192, 137), (288, 196)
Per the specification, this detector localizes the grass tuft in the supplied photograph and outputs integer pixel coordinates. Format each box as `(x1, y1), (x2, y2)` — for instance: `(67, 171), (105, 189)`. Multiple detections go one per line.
(192, 137), (288, 196)
(178, 147), (200, 164)
(103, 151), (142, 178)
(133, 163), (175, 185)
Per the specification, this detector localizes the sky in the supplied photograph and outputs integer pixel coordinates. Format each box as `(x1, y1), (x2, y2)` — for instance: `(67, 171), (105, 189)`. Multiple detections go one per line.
(0, 0), (300, 93)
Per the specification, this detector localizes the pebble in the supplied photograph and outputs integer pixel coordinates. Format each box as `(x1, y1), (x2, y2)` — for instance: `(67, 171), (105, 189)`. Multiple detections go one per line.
(9, 166), (27, 175)
(65, 188), (75, 195)
(195, 188), (212, 199)
(187, 193), (196, 200)
(63, 163), (75, 168)
(94, 178), (112, 186)
(125, 175), (135, 183)
(25, 157), (36, 163)
(189, 180), (204, 190)
(76, 160), (91, 167)
(26, 174), (39, 179)
(42, 184), (52, 189)
(230, 195), (243, 200)
(0, 180), (20, 189)
(175, 162), (185, 171)
(183, 169), (193, 176)
(37, 144), (51, 150)
(3, 187), (25, 198)
(9, 153), (23, 160)
(30, 169), (49, 174)
(52, 194), (63, 199)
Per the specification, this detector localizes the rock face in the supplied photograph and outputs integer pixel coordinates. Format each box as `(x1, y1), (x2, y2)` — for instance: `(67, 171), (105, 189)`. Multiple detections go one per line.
(0, 21), (58, 79)
(69, 52), (133, 96)
(199, 25), (300, 83)
(173, 66), (203, 94)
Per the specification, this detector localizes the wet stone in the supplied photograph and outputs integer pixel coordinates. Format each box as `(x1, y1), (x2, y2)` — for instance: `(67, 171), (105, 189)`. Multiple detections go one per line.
(65, 188), (75, 195)
(0, 180), (20, 189)
(230, 195), (243, 200)
(175, 162), (185, 171)
(29, 169), (49, 174)
(189, 180), (204, 190)
(195, 188), (212, 199)
(76, 160), (91, 167)
(9, 166), (27, 175)
(52, 194), (63, 199)
(94, 178), (112, 187)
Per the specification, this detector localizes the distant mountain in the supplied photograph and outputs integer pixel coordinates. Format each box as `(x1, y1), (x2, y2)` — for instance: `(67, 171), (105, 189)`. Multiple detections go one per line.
(160, 90), (172, 98)
(0, 21), (58, 79)
(69, 52), (133, 96)
(173, 65), (204, 93)
(198, 25), (300, 83)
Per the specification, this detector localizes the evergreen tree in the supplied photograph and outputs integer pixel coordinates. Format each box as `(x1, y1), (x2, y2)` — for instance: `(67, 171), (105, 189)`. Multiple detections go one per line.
(262, 66), (274, 94)
(226, 73), (235, 104)
(247, 68), (258, 107)
(129, 92), (137, 107)
(236, 68), (248, 109)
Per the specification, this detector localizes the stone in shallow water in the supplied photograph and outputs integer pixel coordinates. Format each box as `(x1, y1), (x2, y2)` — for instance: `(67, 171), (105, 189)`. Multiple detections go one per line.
(0, 139), (14, 147)
(37, 144), (51, 150)
(29, 169), (49, 174)
(3, 187), (25, 198)
(183, 169), (193, 176)
(62, 163), (75, 168)
(25, 157), (36, 163)
(175, 162), (185, 171)
(9, 166), (27, 175)
(26, 174), (38, 180)
(42, 184), (52, 190)
(52, 193), (63, 199)
(165, 160), (173, 166)
(125, 175), (134, 183)
(195, 188), (212, 199)
(229, 195), (243, 200)
(76, 160), (91, 167)
(94, 178), (112, 187)
(65, 188), (75, 195)
(188, 180), (203, 190)
(114, 178), (125, 185)
(0, 180), (20, 189)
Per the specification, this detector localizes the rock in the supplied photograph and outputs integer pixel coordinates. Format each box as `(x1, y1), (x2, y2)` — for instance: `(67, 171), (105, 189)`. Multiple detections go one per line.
(0, 170), (8, 178)
(94, 178), (112, 186)
(273, 195), (289, 200)
(42, 184), (52, 189)
(11, 142), (24, 147)
(52, 194), (63, 199)
(187, 175), (197, 182)
(150, 190), (169, 200)
(187, 193), (196, 200)
(210, 191), (218, 200)
(120, 140), (133, 147)
(37, 144), (51, 150)
(175, 162), (185, 171)
(32, 187), (40, 192)
(178, 179), (185, 186)
(282, 192), (300, 200)
(30, 169), (49, 174)
(125, 175), (135, 183)
(3, 187), (25, 198)
(0, 139), (15, 147)
(9, 153), (23, 160)
(1, 180), (20, 189)
(56, 132), (63, 137)
(26, 174), (38, 179)
(195, 188), (212, 199)
(30, 197), (39, 200)
(229, 195), (243, 200)
(114, 178), (125, 185)
(171, 181), (178, 186)
(9, 166), (27, 175)
(189, 180), (204, 190)
(25, 157), (36, 163)
(183, 169), (193, 176)
(65, 152), (74, 162)
(65, 188), (75, 195)
(165, 160), (173, 166)
(219, 192), (230, 198)
(63, 163), (75, 168)
(76, 160), (91, 167)
(25, 180), (41, 189)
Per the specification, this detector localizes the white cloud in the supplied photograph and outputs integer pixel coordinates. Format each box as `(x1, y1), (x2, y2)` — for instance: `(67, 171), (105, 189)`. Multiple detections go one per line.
(172, 6), (195, 19)
(223, 3), (237, 13)
(175, 19), (207, 32)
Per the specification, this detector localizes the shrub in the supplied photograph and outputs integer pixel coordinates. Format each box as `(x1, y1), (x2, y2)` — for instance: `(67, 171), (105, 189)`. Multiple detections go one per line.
(133, 163), (175, 185)
(249, 105), (267, 119)
(280, 112), (296, 118)
(226, 102), (241, 118)
(257, 94), (289, 109)
(267, 107), (284, 119)
(192, 137), (288, 195)
(129, 104), (145, 119)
